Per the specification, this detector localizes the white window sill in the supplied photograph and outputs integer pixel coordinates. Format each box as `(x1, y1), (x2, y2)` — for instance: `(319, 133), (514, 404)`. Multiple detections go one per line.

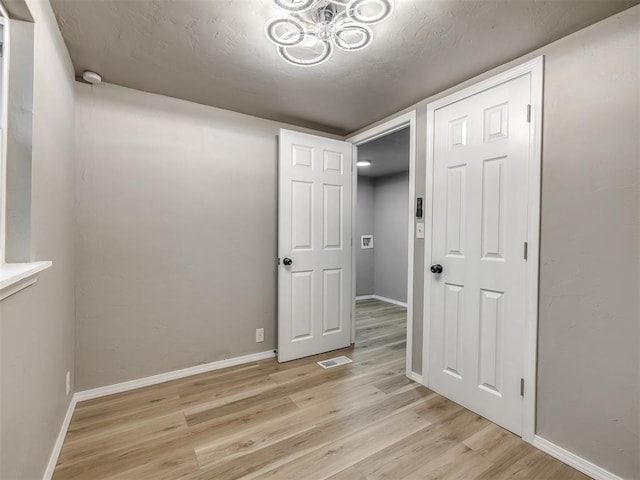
(0, 261), (52, 302)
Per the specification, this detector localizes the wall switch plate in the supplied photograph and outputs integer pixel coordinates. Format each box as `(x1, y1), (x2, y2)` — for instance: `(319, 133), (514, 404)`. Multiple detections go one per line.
(65, 371), (71, 396)
(256, 328), (265, 343)
(416, 222), (425, 239)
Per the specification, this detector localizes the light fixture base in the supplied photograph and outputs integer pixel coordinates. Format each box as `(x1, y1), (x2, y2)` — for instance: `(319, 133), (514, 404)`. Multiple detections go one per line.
(266, 0), (394, 67)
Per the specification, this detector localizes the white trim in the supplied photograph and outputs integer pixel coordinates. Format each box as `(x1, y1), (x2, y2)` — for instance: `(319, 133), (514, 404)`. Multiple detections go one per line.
(522, 57), (544, 443)
(347, 110), (417, 380)
(422, 56), (544, 443)
(355, 294), (374, 301)
(351, 147), (358, 344)
(43, 396), (77, 480)
(372, 294), (407, 308)
(0, 15), (10, 262)
(347, 112), (415, 145)
(408, 371), (423, 384)
(74, 350), (276, 402)
(533, 436), (624, 480)
(356, 294), (408, 308)
(0, 261), (52, 301)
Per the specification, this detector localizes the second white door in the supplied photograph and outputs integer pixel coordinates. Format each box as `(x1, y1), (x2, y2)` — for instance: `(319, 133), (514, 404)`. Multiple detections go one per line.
(428, 74), (532, 435)
(278, 129), (353, 363)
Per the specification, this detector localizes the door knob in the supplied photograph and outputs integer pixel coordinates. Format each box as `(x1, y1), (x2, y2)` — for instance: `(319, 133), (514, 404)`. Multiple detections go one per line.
(430, 264), (443, 274)
(283, 258), (293, 266)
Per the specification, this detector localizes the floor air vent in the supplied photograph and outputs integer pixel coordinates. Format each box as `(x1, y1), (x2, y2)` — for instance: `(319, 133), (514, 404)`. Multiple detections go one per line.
(317, 356), (352, 369)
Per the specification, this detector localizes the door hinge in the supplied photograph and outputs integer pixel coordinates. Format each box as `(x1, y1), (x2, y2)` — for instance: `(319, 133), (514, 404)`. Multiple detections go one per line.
(277, 257), (280, 265)
(523, 242), (528, 261)
(526, 104), (532, 123)
(520, 378), (525, 396)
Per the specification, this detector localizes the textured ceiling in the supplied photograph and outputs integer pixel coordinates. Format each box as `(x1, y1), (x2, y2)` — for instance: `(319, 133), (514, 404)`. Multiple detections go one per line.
(357, 127), (409, 177)
(50, 0), (638, 135)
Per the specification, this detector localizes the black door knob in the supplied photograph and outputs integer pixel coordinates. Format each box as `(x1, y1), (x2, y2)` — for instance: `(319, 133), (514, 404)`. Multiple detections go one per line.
(430, 264), (443, 274)
(283, 257), (293, 266)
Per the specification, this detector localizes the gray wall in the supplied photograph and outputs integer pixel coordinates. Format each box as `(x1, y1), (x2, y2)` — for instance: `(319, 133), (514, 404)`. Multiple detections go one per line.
(373, 172), (409, 303)
(536, 10), (639, 478)
(356, 172), (409, 303)
(349, 6), (639, 478)
(0, 0), (76, 479)
(4, 19), (34, 262)
(74, 83), (339, 389)
(356, 176), (374, 296)
(0, 25), (3, 120)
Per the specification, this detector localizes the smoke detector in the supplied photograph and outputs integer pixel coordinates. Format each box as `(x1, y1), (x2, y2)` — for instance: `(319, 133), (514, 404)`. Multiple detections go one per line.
(82, 71), (102, 85)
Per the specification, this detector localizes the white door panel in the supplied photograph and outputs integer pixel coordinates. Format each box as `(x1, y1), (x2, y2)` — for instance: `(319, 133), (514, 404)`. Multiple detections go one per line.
(428, 75), (531, 434)
(278, 130), (353, 362)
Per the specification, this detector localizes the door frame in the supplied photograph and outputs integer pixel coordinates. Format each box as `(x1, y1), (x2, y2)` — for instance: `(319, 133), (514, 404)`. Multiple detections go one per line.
(422, 56), (544, 443)
(346, 110), (417, 380)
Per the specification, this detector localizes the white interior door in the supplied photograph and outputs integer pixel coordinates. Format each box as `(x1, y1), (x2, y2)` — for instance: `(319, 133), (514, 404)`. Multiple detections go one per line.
(278, 129), (353, 363)
(428, 74), (532, 434)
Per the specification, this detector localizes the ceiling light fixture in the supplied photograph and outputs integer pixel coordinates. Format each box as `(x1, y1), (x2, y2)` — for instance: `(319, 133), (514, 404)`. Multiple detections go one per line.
(266, 0), (394, 67)
(357, 160), (372, 167)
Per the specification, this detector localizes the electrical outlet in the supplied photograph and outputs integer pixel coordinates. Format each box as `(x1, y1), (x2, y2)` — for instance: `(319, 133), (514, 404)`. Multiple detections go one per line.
(255, 328), (265, 343)
(65, 371), (71, 396)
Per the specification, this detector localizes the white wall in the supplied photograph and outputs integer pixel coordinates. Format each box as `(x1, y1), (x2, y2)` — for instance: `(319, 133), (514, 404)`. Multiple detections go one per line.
(0, 0), (76, 478)
(74, 82), (339, 389)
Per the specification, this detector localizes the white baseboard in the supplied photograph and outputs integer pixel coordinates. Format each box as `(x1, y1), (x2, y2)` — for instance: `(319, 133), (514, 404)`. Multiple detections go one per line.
(532, 435), (624, 480)
(356, 294), (408, 307)
(355, 295), (374, 300)
(75, 350), (276, 402)
(408, 371), (423, 384)
(372, 295), (408, 308)
(43, 395), (77, 480)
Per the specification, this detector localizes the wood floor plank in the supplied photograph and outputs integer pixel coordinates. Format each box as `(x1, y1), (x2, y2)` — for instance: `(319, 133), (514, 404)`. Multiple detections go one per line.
(403, 442), (494, 480)
(352, 407), (486, 480)
(192, 386), (385, 462)
(53, 299), (589, 480)
(58, 412), (188, 465)
(107, 449), (199, 480)
(53, 429), (194, 480)
(463, 422), (527, 463)
(325, 465), (368, 480)
(288, 361), (405, 408)
(242, 409), (432, 480)
(64, 394), (184, 443)
(185, 396), (301, 446)
(193, 386), (430, 476)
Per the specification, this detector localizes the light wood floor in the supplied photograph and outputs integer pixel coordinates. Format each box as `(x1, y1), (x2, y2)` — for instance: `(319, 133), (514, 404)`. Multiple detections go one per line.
(53, 299), (588, 480)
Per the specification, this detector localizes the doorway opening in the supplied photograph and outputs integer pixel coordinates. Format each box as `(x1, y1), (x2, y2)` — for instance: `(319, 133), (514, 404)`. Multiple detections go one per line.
(347, 112), (417, 379)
